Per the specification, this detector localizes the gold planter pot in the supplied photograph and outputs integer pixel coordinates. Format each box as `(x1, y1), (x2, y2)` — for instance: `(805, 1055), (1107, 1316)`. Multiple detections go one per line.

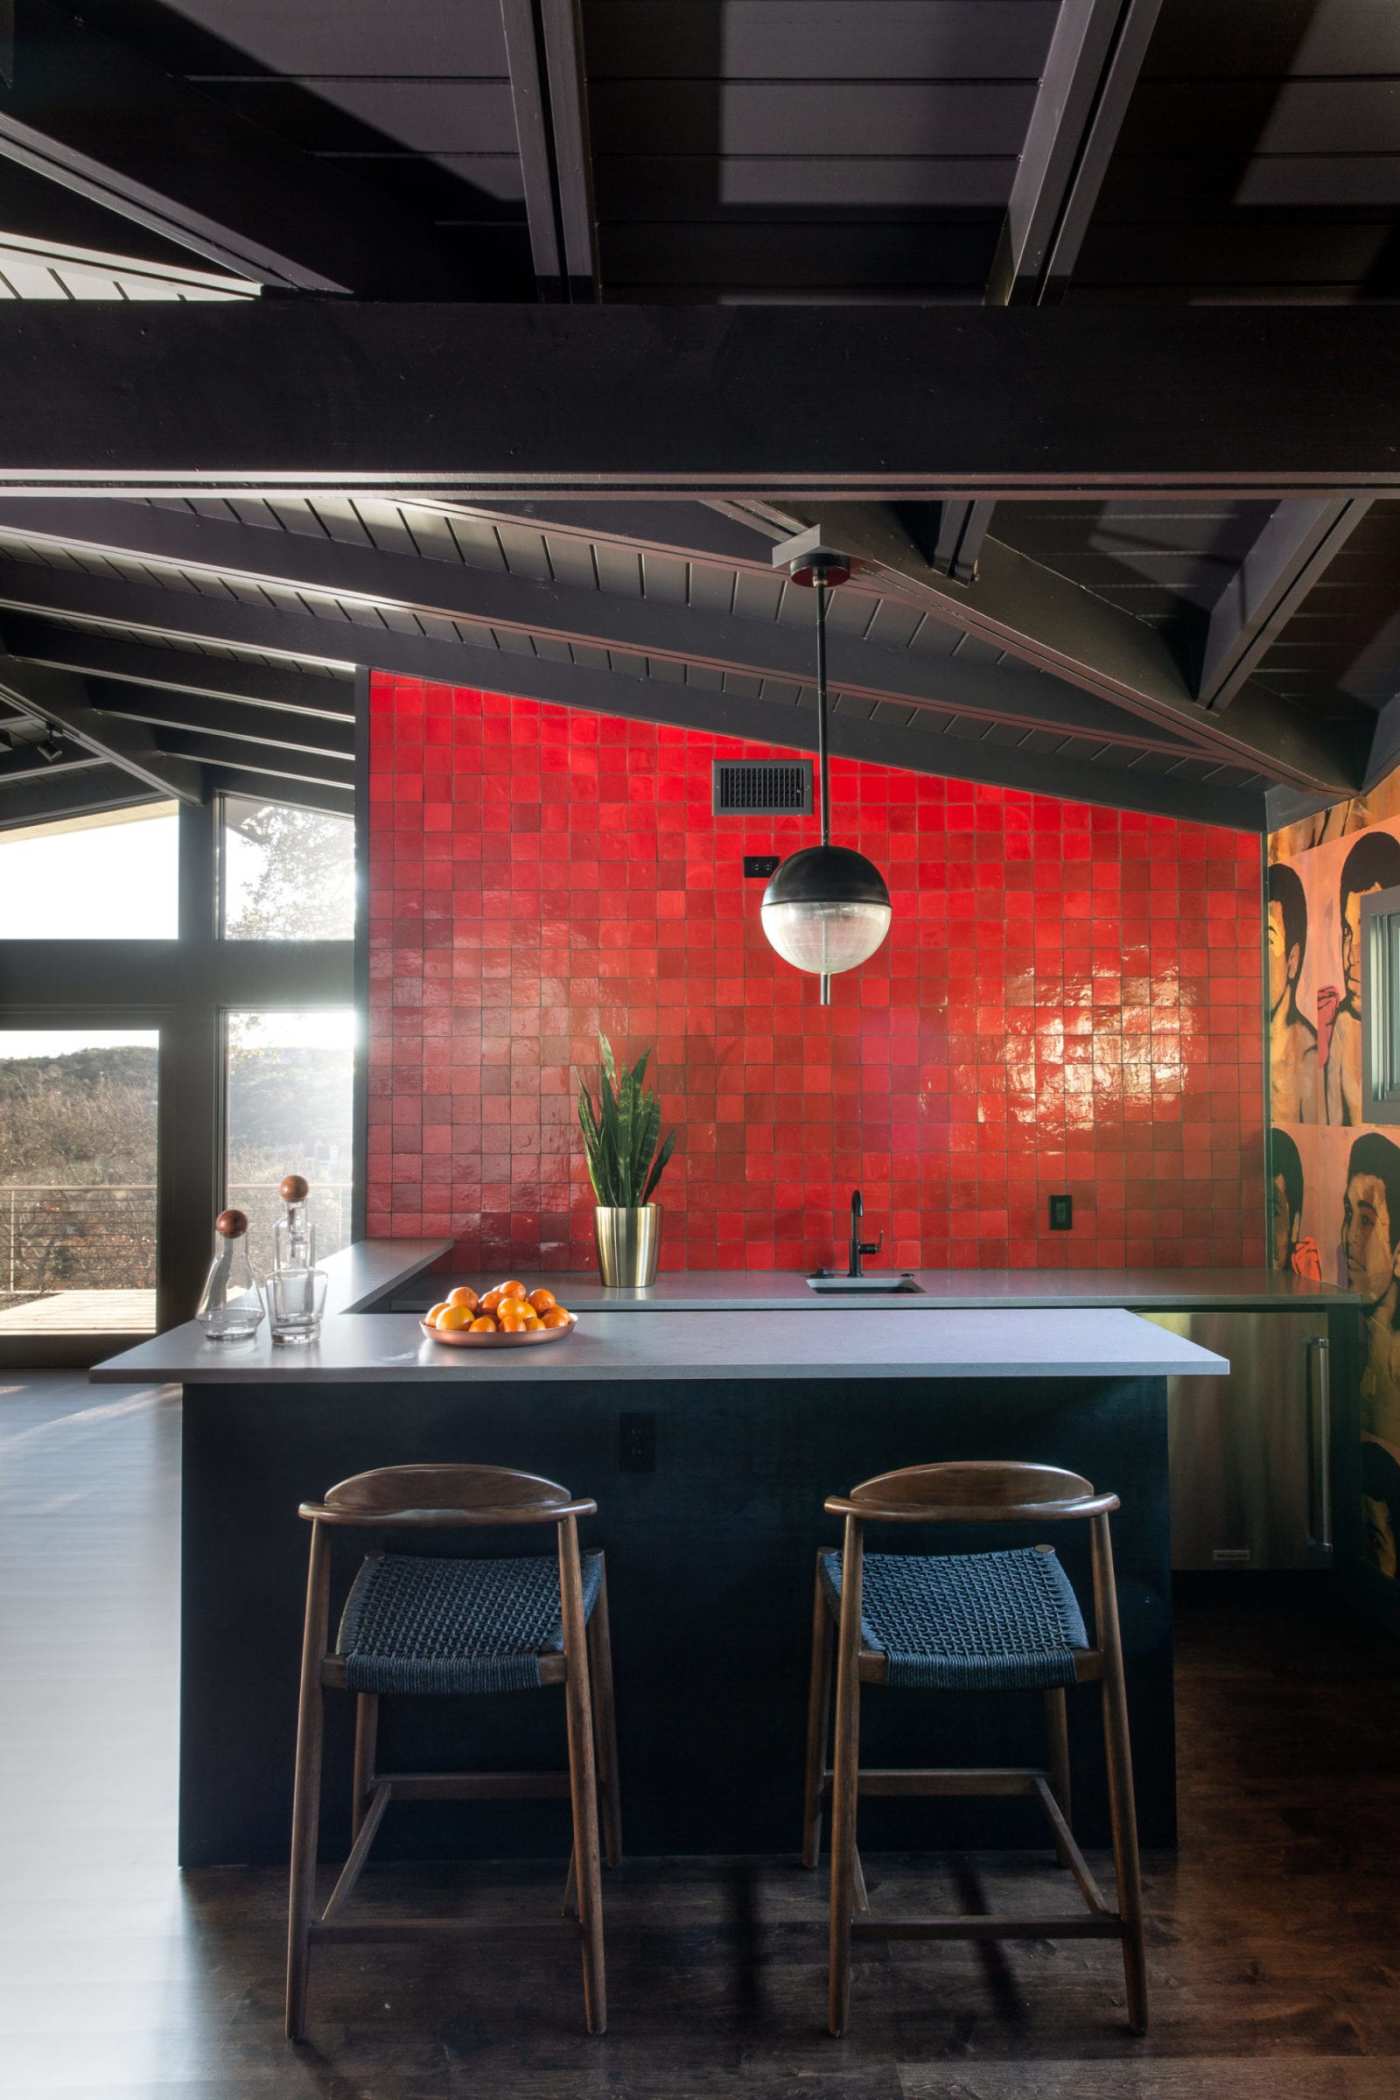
(594, 1204), (661, 1286)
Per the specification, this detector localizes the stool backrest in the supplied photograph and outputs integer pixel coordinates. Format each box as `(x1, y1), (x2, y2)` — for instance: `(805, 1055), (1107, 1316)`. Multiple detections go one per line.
(300, 1462), (596, 1530)
(826, 1460), (1118, 1527)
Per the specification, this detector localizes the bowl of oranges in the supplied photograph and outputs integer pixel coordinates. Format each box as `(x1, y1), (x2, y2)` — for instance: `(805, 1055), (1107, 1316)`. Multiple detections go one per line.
(421, 1281), (576, 1348)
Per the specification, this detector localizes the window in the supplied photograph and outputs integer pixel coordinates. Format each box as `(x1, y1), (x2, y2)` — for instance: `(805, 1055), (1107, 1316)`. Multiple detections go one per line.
(1363, 885), (1400, 1124)
(0, 1029), (158, 1333)
(0, 803), (178, 938)
(221, 794), (355, 941)
(225, 1008), (355, 1264)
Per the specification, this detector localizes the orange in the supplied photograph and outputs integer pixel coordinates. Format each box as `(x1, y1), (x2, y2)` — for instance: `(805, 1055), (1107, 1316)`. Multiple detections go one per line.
(480, 1288), (505, 1312)
(540, 1306), (571, 1329)
(436, 1304), (470, 1332)
(497, 1279), (527, 1301)
(468, 1313), (498, 1333)
(498, 1312), (528, 1333)
(528, 1288), (556, 1313)
(425, 1302), (450, 1325)
(447, 1285), (479, 1311)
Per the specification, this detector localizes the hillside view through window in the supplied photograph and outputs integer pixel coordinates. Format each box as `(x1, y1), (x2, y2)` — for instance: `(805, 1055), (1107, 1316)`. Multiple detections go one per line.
(0, 1030), (159, 1333)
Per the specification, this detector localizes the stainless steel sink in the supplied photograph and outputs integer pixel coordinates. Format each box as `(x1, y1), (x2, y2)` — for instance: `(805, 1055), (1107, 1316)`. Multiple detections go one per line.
(806, 1274), (924, 1293)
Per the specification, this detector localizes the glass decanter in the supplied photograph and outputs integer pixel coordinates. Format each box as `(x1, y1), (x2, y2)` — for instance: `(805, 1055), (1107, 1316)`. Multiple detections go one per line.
(195, 1208), (265, 1341)
(273, 1173), (317, 1274)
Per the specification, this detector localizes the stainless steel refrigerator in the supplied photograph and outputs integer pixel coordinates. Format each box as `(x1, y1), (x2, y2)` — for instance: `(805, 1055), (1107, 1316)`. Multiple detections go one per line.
(1139, 1310), (1333, 1571)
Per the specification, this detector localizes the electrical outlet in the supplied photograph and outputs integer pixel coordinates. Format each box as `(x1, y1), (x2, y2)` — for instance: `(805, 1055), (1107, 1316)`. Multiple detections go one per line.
(743, 855), (780, 879)
(618, 1411), (657, 1472)
(1048, 1193), (1073, 1231)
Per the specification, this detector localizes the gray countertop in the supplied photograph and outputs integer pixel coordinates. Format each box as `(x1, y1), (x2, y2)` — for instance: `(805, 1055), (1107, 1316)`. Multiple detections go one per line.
(94, 1232), (1229, 1387)
(393, 1266), (1354, 1314)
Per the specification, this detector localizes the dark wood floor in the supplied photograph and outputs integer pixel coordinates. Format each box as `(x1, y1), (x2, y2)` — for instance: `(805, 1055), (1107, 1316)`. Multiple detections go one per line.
(6, 1373), (1400, 2099)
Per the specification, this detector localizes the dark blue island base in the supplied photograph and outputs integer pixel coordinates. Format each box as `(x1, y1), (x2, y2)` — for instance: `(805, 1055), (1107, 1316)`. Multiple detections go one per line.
(182, 1370), (1174, 1867)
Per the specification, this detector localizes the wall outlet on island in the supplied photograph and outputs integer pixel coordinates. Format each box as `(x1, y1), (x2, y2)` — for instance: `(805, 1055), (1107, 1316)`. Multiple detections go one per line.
(1048, 1193), (1073, 1231)
(619, 1411), (657, 1473)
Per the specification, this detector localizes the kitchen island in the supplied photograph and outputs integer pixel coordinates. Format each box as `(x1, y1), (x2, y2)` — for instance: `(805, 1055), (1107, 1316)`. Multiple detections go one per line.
(95, 1242), (1227, 1868)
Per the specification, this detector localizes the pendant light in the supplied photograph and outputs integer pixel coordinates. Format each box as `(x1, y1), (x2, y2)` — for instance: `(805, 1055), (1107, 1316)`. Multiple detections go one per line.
(760, 535), (891, 1005)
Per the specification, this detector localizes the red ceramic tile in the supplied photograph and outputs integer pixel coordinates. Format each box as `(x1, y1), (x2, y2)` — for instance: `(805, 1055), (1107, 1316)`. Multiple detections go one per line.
(366, 674), (1266, 1274)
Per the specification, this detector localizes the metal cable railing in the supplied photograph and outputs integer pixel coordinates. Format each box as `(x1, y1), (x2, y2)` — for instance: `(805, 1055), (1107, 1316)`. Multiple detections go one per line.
(0, 1181), (352, 1299)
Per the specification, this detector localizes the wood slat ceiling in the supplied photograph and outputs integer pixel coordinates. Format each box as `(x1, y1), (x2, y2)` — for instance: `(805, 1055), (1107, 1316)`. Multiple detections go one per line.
(0, 1), (1393, 833)
(1069, 0), (1400, 302)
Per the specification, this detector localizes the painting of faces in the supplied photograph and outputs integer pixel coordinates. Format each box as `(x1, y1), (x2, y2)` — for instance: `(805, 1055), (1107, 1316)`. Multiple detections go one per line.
(1270, 797), (1400, 1580)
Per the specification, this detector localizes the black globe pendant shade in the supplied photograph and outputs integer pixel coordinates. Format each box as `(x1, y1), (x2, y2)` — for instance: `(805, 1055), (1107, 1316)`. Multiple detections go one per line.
(759, 538), (892, 1003)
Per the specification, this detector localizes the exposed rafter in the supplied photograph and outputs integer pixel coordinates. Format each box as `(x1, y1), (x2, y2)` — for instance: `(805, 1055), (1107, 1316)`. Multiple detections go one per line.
(0, 761), (162, 831)
(0, 741), (103, 788)
(200, 765), (351, 819)
(500, 0), (598, 301)
(0, 653), (201, 803)
(735, 501), (1367, 795)
(0, 550), (1260, 828)
(91, 682), (355, 762)
(0, 0), (458, 294)
(0, 505), (1211, 761)
(1196, 499), (1375, 712)
(539, 0), (599, 298)
(925, 501), (998, 585)
(0, 305), (1395, 500)
(149, 727), (351, 794)
(989, 0), (1165, 306)
(499, 0), (566, 297)
(1, 615), (353, 717)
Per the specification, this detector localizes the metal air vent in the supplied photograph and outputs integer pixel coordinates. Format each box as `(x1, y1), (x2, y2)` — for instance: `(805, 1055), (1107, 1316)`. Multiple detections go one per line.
(712, 759), (812, 816)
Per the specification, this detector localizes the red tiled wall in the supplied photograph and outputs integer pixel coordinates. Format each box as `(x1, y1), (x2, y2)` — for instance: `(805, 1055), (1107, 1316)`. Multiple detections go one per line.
(366, 674), (1266, 1273)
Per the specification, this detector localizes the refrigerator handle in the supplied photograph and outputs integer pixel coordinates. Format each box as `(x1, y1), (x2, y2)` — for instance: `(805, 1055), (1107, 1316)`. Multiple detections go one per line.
(1306, 1334), (1333, 1555)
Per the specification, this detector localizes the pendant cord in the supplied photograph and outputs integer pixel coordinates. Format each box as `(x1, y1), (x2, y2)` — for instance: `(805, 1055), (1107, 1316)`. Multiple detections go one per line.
(816, 572), (830, 849)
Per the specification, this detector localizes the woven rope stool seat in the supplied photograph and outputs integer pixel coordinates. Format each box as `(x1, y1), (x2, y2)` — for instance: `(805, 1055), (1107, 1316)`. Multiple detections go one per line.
(285, 1464), (619, 2044)
(804, 1461), (1147, 2041)
(339, 1549), (605, 1696)
(819, 1545), (1089, 1692)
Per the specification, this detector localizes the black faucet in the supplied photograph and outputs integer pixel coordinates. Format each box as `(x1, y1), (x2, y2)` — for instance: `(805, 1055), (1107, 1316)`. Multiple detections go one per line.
(848, 1189), (883, 1278)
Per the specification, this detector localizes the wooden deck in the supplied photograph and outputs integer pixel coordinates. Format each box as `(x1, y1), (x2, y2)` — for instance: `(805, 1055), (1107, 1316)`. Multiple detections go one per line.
(0, 1288), (154, 1332)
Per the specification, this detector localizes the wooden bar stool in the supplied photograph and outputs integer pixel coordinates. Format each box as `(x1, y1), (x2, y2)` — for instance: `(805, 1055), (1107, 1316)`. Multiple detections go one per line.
(285, 1463), (621, 2042)
(801, 1460), (1146, 2037)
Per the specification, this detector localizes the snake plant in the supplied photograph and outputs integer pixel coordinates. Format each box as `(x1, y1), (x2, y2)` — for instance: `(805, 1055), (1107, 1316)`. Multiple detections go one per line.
(578, 1034), (678, 1208)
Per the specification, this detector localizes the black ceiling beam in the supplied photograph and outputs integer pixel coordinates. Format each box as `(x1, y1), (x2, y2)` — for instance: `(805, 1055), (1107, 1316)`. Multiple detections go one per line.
(1, 613), (354, 717)
(0, 652), (202, 803)
(91, 681), (355, 761)
(539, 0), (599, 299)
(0, 0), (461, 294)
(0, 514), (1212, 762)
(149, 726), (351, 794)
(989, 0), (1165, 305)
(499, 0), (566, 297)
(0, 306), (1396, 501)
(500, 0), (598, 301)
(925, 501), (998, 585)
(752, 504), (1365, 796)
(200, 764), (351, 820)
(1196, 499), (1375, 712)
(0, 742), (102, 787)
(0, 547), (1258, 827)
(0, 760), (161, 831)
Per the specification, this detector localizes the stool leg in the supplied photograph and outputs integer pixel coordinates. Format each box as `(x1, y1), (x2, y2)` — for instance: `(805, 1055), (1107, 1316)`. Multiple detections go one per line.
(1092, 1512), (1148, 2035)
(1044, 1686), (1073, 1869)
(559, 1516), (606, 2036)
(351, 1694), (378, 1843)
(587, 1563), (623, 1869)
(801, 1554), (834, 1869)
(827, 1516), (864, 2038)
(285, 1521), (330, 2042)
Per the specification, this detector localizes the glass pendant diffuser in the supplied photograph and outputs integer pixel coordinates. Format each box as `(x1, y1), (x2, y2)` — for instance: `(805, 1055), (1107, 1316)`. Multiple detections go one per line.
(760, 542), (891, 1002)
